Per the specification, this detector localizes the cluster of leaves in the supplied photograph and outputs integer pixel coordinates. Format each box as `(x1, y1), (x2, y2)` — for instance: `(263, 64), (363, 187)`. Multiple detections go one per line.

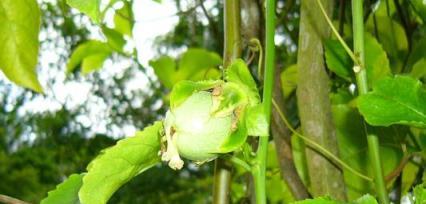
(0, 0), (198, 203)
(280, 0), (426, 202)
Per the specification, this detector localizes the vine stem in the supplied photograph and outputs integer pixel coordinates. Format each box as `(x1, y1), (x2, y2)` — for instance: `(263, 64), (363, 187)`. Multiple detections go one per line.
(252, 0), (275, 203)
(213, 0), (241, 203)
(272, 99), (373, 182)
(352, 1), (389, 203)
(316, 0), (389, 202)
(315, 0), (361, 67)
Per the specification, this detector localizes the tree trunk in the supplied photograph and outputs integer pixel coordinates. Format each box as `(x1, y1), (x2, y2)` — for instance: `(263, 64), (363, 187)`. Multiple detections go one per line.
(296, 0), (346, 200)
(272, 67), (310, 200)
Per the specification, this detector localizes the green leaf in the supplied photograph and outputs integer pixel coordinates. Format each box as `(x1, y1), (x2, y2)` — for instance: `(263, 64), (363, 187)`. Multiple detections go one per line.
(149, 49), (222, 89)
(410, 58), (426, 79)
(291, 132), (310, 187)
(366, 16), (408, 72)
(280, 64), (298, 98)
(225, 59), (260, 105)
(291, 195), (377, 204)
(374, 0), (396, 17)
(81, 53), (111, 74)
(102, 26), (126, 53)
(79, 122), (162, 204)
(358, 76), (426, 128)
(0, 0), (43, 92)
(177, 49), (222, 81)
(67, 40), (111, 74)
(364, 33), (391, 85)
(408, 38), (426, 70)
(291, 196), (343, 204)
(245, 104), (269, 137)
(412, 0), (426, 23)
(114, 1), (133, 36)
(324, 39), (352, 80)
(413, 184), (426, 204)
(149, 56), (177, 89)
(169, 80), (223, 109)
(333, 104), (405, 199)
(324, 34), (391, 85)
(67, 0), (101, 24)
(353, 194), (378, 204)
(402, 162), (419, 195)
(40, 174), (83, 204)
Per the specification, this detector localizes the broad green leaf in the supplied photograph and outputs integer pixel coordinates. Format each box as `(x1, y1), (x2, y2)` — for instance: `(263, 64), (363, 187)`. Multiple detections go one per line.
(324, 34), (391, 85)
(114, 1), (133, 36)
(79, 122), (162, 204)
(412, 0), (426, 23)
(225, 59), (260, 105)
(280, 64), (298, 98)
(364, 33), (391, 85)
(67, 0), (101, 24)
(149, 49), (222, 89)
(245, 104), (269, 137)
(291, 196), (343, 204)
(374, 0), (395, 17)
(410, 58), (426, 79)
(81, 53), (110, 74)
(102, 26), (126, 53)
(331, 88), (354, 105)
(366, 16), (408, 72)
(266, 142), (295, 203)
(401, 162), (419, 195)
(333, 104), (405, 199)
(413, 184), (426, 204)
(67, 40), (111, 74)
(358, 76), (426, 128)
(291, 195), (377, 204)
(149, 56), (177, 89)
(291, 133), (310, 187)
(177, 49), (222, 81)
(169, 80), (223, 109)
(407, 37), (426, 71)
(0, 0), (43, 92)
(41, 174), (83, 204)
(324, 39), (352, 80)
(352, 194), (377, 204)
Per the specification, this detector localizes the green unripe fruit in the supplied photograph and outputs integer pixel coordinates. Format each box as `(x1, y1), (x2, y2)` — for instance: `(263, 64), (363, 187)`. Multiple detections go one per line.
(162, 91), (234, 169)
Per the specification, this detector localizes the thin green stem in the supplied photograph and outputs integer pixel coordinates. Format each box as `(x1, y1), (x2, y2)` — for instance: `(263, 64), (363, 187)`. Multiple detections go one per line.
(228, 156), (252, 172)
(352, 0), (369, 95)
(316, 0), (361, 67)
(272, 99), (373, 182)
(253, 0), (275, 203)
(223, 0), (242, 68)
(352, 1), (389, 203)
(367, 135), (389, 204)
(213, 1), (241, 203)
